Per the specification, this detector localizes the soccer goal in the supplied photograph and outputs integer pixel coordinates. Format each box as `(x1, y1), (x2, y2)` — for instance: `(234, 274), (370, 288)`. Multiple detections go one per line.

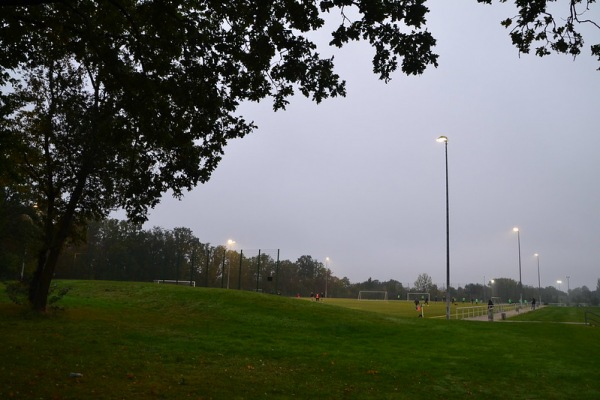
(358, 291), (388, 301)
(407, 292), (430, 302)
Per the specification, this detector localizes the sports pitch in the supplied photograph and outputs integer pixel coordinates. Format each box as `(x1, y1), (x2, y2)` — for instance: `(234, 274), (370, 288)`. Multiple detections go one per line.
(313, 297), (474, 319)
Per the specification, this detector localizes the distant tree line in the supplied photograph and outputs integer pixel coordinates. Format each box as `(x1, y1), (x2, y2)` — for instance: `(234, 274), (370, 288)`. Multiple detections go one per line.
(2, 208), (599, 305)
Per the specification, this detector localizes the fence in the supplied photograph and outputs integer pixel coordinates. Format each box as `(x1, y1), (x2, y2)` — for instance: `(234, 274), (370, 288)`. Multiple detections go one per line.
(153, 279), (196, 287)
(454, 302), (524, 320)
(585, 311), (600, 326)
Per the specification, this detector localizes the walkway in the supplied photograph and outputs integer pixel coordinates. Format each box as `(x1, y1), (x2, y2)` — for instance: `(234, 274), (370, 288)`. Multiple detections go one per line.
(466, 305), (540, 321)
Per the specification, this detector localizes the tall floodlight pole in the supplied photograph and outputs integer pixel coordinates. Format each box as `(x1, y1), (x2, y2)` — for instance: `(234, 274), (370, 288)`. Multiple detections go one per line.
(483, 276), (486, 301)
(566, 275), (570, 304)
(534, 253), (541, 305)
(226, 239), (236, 289)
(513, 227), (523, 305)
(556, 280), (562, 303)
(325, 257), (330, 298)
(436, 136), (450, 320)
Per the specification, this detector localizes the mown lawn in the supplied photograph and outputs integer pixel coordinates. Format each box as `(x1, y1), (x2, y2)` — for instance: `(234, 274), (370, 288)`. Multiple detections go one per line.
(1, 280), (599, 399)
(322, 297), (473, 319)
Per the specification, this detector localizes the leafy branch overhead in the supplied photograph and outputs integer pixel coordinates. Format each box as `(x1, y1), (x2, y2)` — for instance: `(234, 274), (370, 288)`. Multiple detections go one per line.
(477, 0), (600, 67)
(321, 0), (438, 80)
(0, 0), (438, 220)
(0, 0), (439, 311)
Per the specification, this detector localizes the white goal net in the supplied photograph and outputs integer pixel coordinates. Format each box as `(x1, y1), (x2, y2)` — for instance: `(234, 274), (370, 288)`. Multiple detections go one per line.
(358, 291), (388, 301)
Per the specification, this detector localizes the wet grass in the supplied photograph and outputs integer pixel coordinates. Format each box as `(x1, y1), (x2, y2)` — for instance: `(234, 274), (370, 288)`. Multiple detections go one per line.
(1, 280), (599, 399)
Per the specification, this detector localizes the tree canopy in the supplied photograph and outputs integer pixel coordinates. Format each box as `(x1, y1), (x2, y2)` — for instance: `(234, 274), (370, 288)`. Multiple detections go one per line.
(0, 0), (598, 311)
(1, 0), (440, 310)
(477, 0), (599, 65)
(413, 272), (433, 292)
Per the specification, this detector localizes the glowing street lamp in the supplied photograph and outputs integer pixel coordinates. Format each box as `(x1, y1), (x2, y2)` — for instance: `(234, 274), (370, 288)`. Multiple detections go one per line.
(513, 227), (523, 305)
(226, 239), (236, 289)
(436, 135), (450, 320)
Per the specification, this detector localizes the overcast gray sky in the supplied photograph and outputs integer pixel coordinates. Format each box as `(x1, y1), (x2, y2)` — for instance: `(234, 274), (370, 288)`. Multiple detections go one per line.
(137, 1), (600, 290)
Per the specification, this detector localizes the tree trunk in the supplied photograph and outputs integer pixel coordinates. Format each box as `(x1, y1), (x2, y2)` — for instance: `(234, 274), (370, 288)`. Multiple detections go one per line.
(28, 246), (61, 311)
(28, 209), (76, 312)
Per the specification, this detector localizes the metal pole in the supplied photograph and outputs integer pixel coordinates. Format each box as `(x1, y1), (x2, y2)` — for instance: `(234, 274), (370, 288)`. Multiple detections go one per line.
(275, 249), (280, 294)
(256, 249), (261, 292)
(444, 139), (450, 320)
(221, 248), (226, 288)
(483, 275), (485, 301)
(325, 257), (329, 299)
(205, 247), (210, 287)
(536, 254), (541, 305)
(238, 249), (244, 290)
(176, 250), (180, 284)
(190, 246), (195, 286)
(517, 230), (522, 305)
(227, 252), (231, 289)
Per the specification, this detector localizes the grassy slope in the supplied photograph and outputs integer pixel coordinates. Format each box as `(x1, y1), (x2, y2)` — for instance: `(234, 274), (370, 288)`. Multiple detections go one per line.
(0, 280), (599, 400)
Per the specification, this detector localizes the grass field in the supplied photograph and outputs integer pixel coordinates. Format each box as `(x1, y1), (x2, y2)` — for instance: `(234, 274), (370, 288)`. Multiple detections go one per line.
(319, 298), (452, 318)
(1, 280), (599, 399)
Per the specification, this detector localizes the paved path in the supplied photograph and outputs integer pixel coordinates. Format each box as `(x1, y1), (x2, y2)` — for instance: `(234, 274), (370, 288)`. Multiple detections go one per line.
(466, 305), (540, 321)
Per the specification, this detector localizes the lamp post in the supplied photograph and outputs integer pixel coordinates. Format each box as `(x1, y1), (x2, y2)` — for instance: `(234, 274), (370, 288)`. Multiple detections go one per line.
(226, 239), (236, 289)
(513, 227), (523, 305)
(534, 253), (541, 305)
(566, 275), (570, 304)
(325, 257), (330, 298)
(190, 239), (200, 286)
(556, 280), (562, 303)
(436, 135), (450, 320)
(490, 279), (495, 298)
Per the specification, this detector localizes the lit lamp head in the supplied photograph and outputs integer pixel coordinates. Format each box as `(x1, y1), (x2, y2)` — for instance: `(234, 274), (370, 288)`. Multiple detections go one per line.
(513, 227), (519, 232)
(436, 136), (448, 143)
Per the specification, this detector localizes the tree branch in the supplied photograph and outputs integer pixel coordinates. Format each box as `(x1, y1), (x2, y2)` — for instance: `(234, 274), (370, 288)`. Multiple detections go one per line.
(0, 0), (63, 6)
